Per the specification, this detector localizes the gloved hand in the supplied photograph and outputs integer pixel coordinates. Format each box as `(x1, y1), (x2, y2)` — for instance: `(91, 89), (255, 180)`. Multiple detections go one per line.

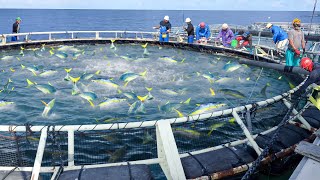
(303, 48), (306, 54)
(294, 49), (301, 56)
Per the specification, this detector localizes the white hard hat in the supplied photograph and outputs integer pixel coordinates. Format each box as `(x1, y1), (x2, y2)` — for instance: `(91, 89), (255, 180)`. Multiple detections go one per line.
(164, 16), (169, 21)
(266, 23), (273, 28)
(222, 23), (228, 29)
(185, 17), (191, 23)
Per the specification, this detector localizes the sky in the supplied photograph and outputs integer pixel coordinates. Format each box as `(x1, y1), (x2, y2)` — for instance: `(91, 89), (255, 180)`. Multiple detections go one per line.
(0, 0), (318, 11)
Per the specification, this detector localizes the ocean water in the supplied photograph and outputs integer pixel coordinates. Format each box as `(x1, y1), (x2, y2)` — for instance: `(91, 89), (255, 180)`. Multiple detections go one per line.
(0, 9), (319, 34)
(0, 43), (291, 125)
(0, 43), (293, 180)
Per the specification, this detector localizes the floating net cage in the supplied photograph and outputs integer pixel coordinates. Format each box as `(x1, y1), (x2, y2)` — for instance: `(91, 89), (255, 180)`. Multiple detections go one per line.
(0, 31), (319, 180)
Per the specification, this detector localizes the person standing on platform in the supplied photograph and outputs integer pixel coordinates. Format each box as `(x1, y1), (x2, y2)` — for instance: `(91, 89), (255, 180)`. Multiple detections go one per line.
(153, 16), (171, 42)
(184, 18), (194, 43)
(285, 18), (306, 66)
(12, 17), (21, 41)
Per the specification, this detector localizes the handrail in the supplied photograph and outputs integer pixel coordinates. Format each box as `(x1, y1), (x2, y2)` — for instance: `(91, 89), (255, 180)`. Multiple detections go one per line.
(1, 30), (157, 37)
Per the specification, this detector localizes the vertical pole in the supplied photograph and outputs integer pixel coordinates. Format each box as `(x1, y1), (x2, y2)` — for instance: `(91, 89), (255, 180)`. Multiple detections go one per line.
(68, 130), (74, 167)
(257, 31), (261, 45)
(49, 33), (52, 41)
(245, 110), (253, 134)
(95, 32), (99, 39)
(232, 111), (262, 155)
(1, 35), (6, 45)
(282, 99), (312, 130)
(31, 128), (48, 180)
(156, 120), (186, 180)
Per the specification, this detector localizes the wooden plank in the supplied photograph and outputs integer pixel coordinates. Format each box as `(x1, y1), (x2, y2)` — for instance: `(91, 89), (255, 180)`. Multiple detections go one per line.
(295, 141), (320, 163)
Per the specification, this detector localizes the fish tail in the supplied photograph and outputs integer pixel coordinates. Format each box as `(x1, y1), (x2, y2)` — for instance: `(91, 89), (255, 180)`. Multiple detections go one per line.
(174, 109), (184, 117)
(64, 68), (72, 73)
(184, 98), (191, 104)
(210, 88), (215, 96)
(137, 95), (148, 102)
(145, 87), (152, 92)
(139, 70), (147, 77)
(180, 58), (186, 63)
(88, 100), (95, 107)
(141, 43), (148, 48)
(32, 71), (37, 76)
(41, 100), (48, 106)
(26, 79), (35, 87)
(124, 81), (129, 87)
(8, 78), (13, 83)
(207, 129), (214, 136)
(21, 64), (25, 69)
(70, 76), (81, 84)
(111, 39), (116, 43)
(95, 70), (101, 75)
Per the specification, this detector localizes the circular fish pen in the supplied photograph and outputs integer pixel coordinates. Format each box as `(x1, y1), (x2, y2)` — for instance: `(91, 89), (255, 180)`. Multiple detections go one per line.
(0, 31), (318, 180)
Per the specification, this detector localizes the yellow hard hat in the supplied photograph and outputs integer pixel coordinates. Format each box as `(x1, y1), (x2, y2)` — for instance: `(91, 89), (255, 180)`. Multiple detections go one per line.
(292, 18), (301, 24)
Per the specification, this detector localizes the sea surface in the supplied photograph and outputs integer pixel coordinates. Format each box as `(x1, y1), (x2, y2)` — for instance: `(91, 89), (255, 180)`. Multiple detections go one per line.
(0, 43), (293, 180)
(0, 9), (319, 34)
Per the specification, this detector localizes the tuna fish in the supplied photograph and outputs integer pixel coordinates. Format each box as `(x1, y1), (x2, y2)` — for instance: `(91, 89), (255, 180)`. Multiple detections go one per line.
(98, 98), (127, 108)
(120, 70), (147, 87)
(223, 62), (242, 72)
(190, 103), (227, 116)
(41, 99), (55, 117)
(219, 89), (246, 98)
(92, 79), (119, 89)
(79, 92), (97, 107)
(27, 79), (56, 94)
(0, 101), (14, 107)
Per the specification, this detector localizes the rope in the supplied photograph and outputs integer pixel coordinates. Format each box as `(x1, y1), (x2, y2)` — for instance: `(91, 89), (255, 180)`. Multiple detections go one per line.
(1, 167), (18, 180)
(308, 0), (318, 38)
(187, 152), (210, 178)
(127, 162), (134, 180)
(246, 67), (264, 104)
(77, 165), (85, 180)
(241, 92), (308, 179)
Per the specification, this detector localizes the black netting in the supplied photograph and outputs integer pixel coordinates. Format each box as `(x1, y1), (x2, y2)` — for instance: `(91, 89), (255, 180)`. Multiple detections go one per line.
(0, 131), (40, 167)
(172, 114), (245, 154)
(73, 127), (157, 165)
(250, 101), (288, 134)
(42, 130), (68, 167)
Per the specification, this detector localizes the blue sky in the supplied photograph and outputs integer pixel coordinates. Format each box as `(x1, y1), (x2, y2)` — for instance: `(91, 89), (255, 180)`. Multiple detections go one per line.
(0, 0), (318, 11)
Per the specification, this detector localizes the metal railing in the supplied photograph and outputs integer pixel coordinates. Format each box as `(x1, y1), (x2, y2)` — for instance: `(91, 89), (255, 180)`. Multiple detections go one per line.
(0, 30), (159, 45)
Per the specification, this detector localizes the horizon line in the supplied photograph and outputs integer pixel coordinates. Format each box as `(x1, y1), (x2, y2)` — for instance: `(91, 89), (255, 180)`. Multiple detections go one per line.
(0, 8), (318, 12)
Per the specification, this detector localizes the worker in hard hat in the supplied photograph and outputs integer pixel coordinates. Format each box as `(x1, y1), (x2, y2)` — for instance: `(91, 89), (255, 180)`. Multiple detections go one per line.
(285, 18), (306, 66)
(216, 23), (234, 47)
(266, 23), (288, 52)
(195, 22), (211, 44)
(294, 57), (320, 97)
(153, 16), (172, 42)
(184, 18), (194, 43)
